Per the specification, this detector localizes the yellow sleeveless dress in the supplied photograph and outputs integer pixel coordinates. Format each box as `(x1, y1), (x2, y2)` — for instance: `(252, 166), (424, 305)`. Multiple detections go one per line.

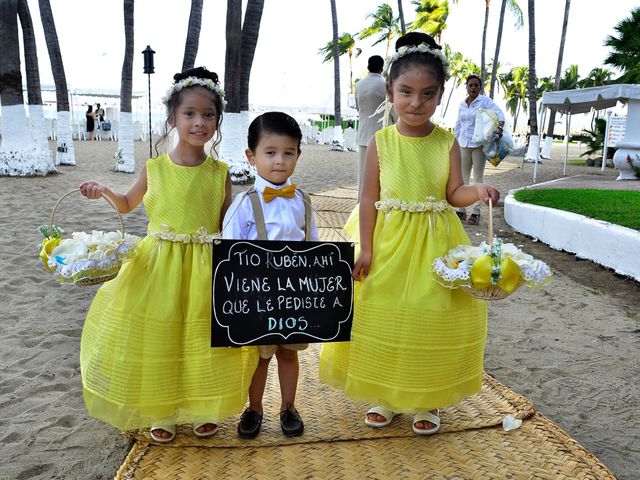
(319, 124), (487, 413)
(81, 154), (258, 430)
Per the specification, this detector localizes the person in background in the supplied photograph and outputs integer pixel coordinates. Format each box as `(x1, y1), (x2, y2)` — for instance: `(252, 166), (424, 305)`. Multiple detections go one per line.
(355, 55), (386, 198)
(95, 103), (105, 123)
(454, 74), (505, 225)
(85, 105), (95, 142)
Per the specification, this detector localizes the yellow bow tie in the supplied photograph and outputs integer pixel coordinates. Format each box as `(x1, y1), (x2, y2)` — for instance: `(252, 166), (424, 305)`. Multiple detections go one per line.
(262, 184), (297, 203)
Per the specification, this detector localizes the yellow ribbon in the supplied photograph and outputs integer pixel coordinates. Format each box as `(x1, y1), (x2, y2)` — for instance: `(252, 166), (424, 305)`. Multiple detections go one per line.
(470, 255), (521, 293)
(262, 184), (297, 203)
(39, 237), (61, 271)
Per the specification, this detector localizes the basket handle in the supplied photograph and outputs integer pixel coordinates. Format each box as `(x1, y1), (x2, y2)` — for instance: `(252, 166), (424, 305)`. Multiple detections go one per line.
(49, 189), (124, 239)
(488, 197), (493, 246)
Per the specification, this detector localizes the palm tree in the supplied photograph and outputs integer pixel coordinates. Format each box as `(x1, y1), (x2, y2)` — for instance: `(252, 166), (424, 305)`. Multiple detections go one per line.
(359, 3), (401, 57)
(18, 0), (52, 159)
(115, 0), (135, 173)
(239, 0), (265, 112)
(329, 0), (344, 150)
(181, 0), (203, 72)
(500, 66), (528, 131)
(604, 7), (640, 84)
(38, 0), (75, 166)
(0, 0), (54, 176)
(441, 46), (477, 117)
(579, 67), (612, 88)
(525, 0), (540, 173)
(488, 0), (523, 98)
(319, 33), (361, 94)
(398, 0), (407, 34)
(541, 0), (569, 159)
(221, 0), (262, 183)
(410, 0), (450, 43)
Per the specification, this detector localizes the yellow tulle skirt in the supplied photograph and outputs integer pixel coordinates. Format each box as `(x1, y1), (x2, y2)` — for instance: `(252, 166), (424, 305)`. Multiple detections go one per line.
(81, 236), (258, 430)
(319, 206), (487, 413)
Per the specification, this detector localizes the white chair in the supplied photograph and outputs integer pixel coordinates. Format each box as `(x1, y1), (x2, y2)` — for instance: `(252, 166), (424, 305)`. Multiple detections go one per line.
(343, 127), (357, 152)
(133, 121), (146, 141)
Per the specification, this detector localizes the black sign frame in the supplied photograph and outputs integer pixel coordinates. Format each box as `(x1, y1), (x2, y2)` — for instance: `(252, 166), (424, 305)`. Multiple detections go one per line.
(211, 239), (354, 347)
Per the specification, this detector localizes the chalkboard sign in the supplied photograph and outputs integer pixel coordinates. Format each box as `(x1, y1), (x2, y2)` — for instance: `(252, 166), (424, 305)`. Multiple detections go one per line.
(211, 239), (354, 347)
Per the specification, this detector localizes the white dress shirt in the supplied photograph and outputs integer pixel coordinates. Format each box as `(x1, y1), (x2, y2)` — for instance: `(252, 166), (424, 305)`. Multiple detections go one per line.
(222, 175), (319, 241)
(454, 94), (506, 148)
(355, 72), (387, 147)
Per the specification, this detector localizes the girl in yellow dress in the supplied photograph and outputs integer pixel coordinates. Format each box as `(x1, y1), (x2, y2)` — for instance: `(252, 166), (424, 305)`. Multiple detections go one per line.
(319, 33), (500, 435)
(78, 67), (258, 443)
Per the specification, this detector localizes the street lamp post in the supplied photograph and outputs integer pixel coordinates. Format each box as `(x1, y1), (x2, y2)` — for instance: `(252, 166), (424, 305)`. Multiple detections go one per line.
(142, 46), (155, 158)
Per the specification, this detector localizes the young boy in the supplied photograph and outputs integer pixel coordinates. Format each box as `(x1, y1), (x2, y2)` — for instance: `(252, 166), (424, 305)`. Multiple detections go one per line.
(222, 112), (319, 439)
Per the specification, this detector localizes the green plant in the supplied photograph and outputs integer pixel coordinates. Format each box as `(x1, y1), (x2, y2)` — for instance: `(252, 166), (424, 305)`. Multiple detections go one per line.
(580, 118), (606, 158)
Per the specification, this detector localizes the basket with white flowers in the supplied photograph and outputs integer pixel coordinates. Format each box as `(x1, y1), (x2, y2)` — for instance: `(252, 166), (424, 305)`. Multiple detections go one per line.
(38, 189), (140, 286)
(432, 199), (552, 300)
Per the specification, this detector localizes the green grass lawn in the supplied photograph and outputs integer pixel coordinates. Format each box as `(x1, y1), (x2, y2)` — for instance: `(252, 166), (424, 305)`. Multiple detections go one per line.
(514, 188), (640, 231)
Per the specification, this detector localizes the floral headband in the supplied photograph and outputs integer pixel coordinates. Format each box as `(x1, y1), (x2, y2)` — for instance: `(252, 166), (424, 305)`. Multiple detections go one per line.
(161, 76), (226, 108)
(384, 42), (450, 80)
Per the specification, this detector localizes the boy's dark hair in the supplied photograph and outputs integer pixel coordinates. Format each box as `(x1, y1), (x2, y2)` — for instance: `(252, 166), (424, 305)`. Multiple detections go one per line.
(388, 32), (446, 88)
(247, 112), (302, 152)
(156, 66), (224, 157)
(367, 55), (384, 74)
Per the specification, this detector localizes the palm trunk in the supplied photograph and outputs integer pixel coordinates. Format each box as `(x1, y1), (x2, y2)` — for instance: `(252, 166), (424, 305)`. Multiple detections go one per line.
(181, 0), (203, 72)
(489, 0), (507, 98)
(239, 0), (264, 111)
(39, 0), (75, 166)
(542, 0), (570, 158)
(116, 0), (135, 173)
(18, 0), (53, 162)
(525, 0), (540, 176)
(398, 0), (406, 35)
(0, 0), (53, 176)
(480, 0), (490, 89)
(222, 0), (253, 183)
(330, 0), (343, 150)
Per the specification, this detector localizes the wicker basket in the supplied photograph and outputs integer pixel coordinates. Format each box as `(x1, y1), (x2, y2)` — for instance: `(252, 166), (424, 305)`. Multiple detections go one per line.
(42, 189), (135, 287)
(463, 198), (522, 301)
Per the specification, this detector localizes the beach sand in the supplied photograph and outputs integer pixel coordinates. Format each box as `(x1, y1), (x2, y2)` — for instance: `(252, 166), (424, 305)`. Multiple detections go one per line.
(1, 138), (639, 479)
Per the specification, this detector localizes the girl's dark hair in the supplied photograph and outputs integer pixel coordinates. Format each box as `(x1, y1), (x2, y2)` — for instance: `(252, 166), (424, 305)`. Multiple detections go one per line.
(247, 112), (302, 152)
(155, 66), (224, 157)
(388, 32), (446, 88)
(466, 74), (482, 85)
(86, 105), (93, 112)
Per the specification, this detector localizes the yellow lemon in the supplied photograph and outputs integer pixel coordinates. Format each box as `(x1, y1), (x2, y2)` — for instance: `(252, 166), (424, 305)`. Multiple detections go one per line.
(497, 257), (521, 293)
(470, 255), (494, 289)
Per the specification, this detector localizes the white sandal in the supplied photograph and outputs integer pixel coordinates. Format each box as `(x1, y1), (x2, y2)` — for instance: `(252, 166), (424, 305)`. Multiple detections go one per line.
(193, 423), (218, 438)
(364, 406), (397, 428)
(150, 425), (176, 443)
(412, 410), (440, 435)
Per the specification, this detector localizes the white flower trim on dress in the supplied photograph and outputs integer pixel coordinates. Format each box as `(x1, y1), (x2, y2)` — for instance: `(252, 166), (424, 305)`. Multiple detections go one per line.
(432, 240), (553, 289)
(161, 77), (226, 107)
(375, 195), (454, 214)
(148, 224), (221, 244)
(384, 42), (450, 79)
(47, 231), (140, 284)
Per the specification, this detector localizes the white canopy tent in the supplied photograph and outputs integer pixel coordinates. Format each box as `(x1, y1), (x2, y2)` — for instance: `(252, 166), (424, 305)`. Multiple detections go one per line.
(541, 84), (640, 180)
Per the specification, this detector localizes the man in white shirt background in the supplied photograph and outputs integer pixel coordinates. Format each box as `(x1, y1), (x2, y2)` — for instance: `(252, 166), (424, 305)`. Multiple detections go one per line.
(355, 55), (386, 198)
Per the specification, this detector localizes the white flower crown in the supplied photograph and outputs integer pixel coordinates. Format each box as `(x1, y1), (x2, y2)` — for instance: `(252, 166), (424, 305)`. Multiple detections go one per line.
(161, 76), (226, 108)
(384, 42), (450, 79)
